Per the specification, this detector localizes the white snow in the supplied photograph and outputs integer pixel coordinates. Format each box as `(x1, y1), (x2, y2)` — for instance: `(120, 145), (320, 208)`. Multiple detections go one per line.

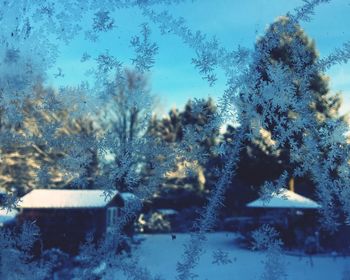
(131, 232), (349, 280)
(0, 208), (18, 224)
(247, 188), (321, 209)
(18, 189), (118, 208)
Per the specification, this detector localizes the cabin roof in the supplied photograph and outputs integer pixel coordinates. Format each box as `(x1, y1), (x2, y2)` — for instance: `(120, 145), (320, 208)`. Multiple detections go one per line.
(246, 188), (320, 209)
(18, 189), (118, 209)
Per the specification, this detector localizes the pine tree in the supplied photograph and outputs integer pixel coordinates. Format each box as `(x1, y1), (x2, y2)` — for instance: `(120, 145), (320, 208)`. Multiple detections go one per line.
(253, 16), (343, 123)
(236, 16), (347, 198)
(223, 16), (349, 213)
(147, 98), (220, 209)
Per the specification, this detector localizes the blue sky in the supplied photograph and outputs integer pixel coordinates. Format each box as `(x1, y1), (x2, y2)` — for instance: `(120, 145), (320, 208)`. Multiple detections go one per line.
(46, 0), (350, 116)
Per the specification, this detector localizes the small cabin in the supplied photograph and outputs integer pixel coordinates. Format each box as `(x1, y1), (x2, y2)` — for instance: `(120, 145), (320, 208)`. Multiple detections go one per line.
(246, 188), (321, 249)
(17, 189), (137, 254)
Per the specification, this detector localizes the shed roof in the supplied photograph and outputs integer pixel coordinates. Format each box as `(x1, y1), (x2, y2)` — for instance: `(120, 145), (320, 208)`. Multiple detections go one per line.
(18, 189), (118, 209)
(246, 188), (320, 209)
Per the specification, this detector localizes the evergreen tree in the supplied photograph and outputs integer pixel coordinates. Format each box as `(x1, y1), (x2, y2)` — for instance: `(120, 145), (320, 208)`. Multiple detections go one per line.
(223, 16), (348, 214)
(253, 17), (342, 124)
(148, 98), (220, 208)
(235, 16), (347, 200)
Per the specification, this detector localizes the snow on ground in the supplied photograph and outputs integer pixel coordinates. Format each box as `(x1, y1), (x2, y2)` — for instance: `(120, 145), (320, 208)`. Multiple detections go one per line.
(131, 232), (349, 280)
(0, 208), (17, 223)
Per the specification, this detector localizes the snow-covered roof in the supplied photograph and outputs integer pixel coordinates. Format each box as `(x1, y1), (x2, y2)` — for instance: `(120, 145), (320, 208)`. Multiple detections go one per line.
(18, 189), (118, 209)
(246, 188), (321, 209)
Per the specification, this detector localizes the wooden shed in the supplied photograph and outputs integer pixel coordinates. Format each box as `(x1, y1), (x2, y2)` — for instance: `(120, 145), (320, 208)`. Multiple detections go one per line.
(17, 189), (136, 254)
(246, 188), (321, 249)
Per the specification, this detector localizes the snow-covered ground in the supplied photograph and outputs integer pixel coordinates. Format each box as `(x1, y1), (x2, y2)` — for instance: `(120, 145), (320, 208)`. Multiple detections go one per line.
(131, 232), (349, 280)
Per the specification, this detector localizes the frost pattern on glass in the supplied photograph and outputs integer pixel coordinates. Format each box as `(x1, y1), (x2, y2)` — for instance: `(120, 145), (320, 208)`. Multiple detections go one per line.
(0, 0), (349, 279)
